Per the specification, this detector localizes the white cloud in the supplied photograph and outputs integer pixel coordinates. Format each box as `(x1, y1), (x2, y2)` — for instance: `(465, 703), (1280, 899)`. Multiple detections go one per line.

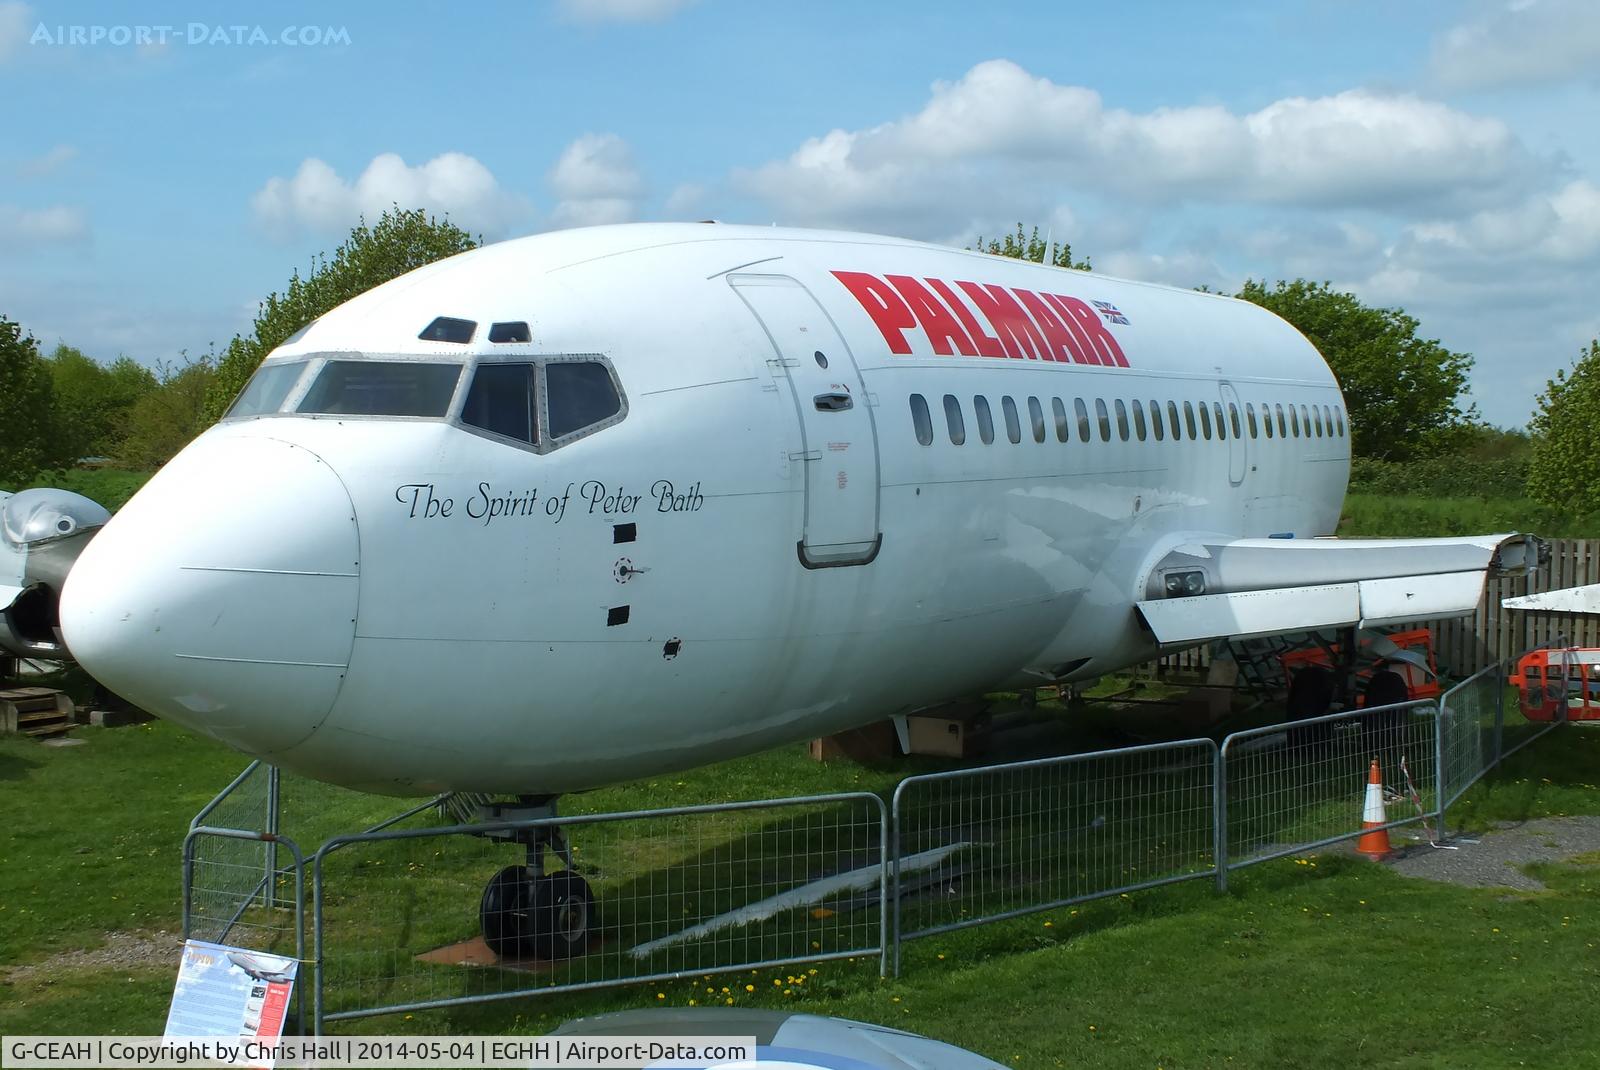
(251, 152), (526, 237)
(16, 144), (77, 179)
(558, 0), (695, 23)
(1432, 0), (1600, 89)
(0, 1), (29, 62)
(737, 60), (1536, 233)
(0, 204), (88, 245)
(548, 133), (644, 227)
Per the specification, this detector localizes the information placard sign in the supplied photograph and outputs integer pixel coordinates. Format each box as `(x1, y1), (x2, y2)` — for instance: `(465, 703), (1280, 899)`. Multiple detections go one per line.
(162, 940), (297, 1065)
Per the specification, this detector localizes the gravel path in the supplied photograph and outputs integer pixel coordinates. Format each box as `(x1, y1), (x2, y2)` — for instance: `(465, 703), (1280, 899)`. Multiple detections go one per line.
(2, 930), (183, 984)
(1381, 815), (1600, 891)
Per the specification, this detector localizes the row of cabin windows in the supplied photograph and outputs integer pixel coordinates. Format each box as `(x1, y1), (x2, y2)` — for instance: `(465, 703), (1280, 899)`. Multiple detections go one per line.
(908, 393), (1346, 448)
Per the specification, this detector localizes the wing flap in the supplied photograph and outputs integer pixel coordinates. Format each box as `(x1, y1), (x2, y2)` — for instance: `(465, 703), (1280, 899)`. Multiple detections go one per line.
(1134, 533), (1542, 647)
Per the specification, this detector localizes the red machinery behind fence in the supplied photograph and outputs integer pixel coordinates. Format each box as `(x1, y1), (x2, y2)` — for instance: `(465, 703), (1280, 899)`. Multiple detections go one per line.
(1511, 648), (1600, 722)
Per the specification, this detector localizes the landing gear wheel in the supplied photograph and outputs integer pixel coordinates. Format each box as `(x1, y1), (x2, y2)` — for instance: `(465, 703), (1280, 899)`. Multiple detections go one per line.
(480, 865), (535, 960)
(479, 866), (594, 961)
(532, 870), (594, 961)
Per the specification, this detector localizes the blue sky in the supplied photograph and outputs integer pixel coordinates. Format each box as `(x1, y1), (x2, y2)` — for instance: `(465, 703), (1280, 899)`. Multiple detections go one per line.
(2, 0), (1597, 427)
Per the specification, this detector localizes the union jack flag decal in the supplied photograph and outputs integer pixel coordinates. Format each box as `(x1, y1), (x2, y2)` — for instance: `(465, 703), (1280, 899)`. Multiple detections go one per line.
(1092, 300), (1130, 325)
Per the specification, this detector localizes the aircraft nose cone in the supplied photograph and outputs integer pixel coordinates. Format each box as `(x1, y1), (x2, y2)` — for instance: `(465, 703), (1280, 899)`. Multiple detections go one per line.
(59, 434), (359, 756)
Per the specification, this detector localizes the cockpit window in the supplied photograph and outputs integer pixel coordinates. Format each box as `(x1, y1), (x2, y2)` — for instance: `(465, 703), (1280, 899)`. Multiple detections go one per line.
(545, 361), (622, 439)
(297, 360), (461, 417)
(488, 321), (531, 343)
(228, 360), (308, 418)
(463, 363), (538, 444)
(418, 316), (477, 343)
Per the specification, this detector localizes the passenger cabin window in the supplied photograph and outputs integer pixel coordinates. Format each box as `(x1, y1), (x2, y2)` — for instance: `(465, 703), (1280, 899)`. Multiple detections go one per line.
(1213, 402), (1227, 440)
(1095, 398), (1111, 442)
(1114, 399), (1129, 441)
(1313, 406), (1324, 437)
(1051, 397), (1069, 443)
(1300, 405), (1311, 437)
(1167, 401), (1181, 440)
(419, 316), (476, 343)
(944, 394), (966, 445)
(463, 363), (537, 444)
(1276, 403), (1288, 437)
(1002, 396), (1021, 444)
(974, 395), (995, 444)
(1027, 396), (1046, 443)
(1132, 400), (1147, 441)
(1335, 407), (1346, 437)
(1246, 403), (1259, 438)
(1075, 398), (1091, 442)
(488, 321), (532, 344)
(228, 360), (306, 418)
(1198, 401), (1212, 440)
(545, 361), (623, 439)
(1229, 403), (1242, 439)
(1183, 401), (1197, 440)
(1289, 405), (1300, 437)
(910, 394), (933, 446)
(1149, 399), (1164, 441)
(1261, 402), (1273, 438)
(298, 360), (461, 417)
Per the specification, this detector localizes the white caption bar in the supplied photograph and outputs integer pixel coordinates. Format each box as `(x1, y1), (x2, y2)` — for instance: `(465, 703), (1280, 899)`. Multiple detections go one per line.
(2, 1036), (759, 1069)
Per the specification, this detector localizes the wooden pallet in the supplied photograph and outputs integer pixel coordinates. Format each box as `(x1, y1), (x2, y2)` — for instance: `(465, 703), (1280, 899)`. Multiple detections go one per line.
(1, 686), (76, 739)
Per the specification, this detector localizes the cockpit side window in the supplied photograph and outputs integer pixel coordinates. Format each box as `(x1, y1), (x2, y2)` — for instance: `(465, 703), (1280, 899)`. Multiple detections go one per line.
(544, 360), (623, 440)
(297, 361), (462, 417)
(463, 363), (538, 444)
(227, 360), (308, 418)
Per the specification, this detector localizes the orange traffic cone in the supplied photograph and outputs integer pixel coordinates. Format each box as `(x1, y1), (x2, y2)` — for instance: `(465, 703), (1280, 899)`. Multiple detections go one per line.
(1356, 757), (1393, 860)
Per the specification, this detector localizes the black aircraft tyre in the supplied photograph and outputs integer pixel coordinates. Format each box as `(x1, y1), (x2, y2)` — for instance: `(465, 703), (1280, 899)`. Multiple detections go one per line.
(480, 865), (536, 960)
(532, 870), (594, 960)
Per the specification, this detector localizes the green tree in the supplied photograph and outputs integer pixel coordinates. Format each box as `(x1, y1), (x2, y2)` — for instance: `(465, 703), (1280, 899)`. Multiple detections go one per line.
(205, 206), (479, 422)
(45, 344), (157, 462)
(1528, 340), (1600, 507)
(974, 223), (1090, 270)
(0, 317), (65, 486)
(115, 356), (218, 470)
(1236, 279), (1476, 462)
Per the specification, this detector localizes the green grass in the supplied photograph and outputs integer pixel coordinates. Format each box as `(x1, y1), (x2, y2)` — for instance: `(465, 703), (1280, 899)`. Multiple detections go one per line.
(1339, 492), (1600, 538)
(4, 716), (1600, 1066)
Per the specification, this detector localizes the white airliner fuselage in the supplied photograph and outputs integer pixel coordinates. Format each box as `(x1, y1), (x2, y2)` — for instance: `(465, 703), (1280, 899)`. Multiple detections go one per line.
(61, 223), (1354, 796)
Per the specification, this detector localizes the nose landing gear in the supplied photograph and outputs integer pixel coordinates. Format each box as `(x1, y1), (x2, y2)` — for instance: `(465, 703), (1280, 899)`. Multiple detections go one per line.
(474, 798), (595, 961)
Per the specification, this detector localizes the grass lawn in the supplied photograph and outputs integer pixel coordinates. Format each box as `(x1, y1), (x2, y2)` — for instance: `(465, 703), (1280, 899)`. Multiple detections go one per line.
(2, 711), (1599, 1068)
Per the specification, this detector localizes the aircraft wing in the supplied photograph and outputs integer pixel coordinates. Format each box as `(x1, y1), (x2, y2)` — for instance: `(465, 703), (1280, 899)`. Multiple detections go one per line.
(1134, 534), (1543, 647)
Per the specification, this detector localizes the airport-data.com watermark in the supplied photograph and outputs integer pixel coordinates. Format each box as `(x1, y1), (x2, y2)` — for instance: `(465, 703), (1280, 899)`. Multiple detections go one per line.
(30, 23), (352, 48)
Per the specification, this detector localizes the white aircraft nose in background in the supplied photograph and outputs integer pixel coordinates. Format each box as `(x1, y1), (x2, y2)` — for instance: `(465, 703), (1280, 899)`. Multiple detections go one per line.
(58, 430), (360, 756)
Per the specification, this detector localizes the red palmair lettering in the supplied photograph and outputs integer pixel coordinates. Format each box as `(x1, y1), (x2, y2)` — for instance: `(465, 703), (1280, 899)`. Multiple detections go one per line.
(831, 270), (1129, 368)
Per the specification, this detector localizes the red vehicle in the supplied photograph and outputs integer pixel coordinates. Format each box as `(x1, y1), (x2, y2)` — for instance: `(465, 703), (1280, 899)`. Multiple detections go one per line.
(1511, 648), (1600, 722)
(1280, 627), (1441, 707)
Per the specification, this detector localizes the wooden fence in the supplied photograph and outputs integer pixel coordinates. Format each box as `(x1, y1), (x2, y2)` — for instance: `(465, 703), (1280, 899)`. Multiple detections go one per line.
(1155, 538), (1600, 682)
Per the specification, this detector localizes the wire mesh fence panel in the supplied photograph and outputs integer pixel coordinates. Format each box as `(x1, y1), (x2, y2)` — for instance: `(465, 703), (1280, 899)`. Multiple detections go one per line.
(312, 793), (886, 1027)
(1221, 700), (1438, 871)
(184, 762), (288, 946)
(890, 740), (1218, 944)
(1437, 663), (1503, 810)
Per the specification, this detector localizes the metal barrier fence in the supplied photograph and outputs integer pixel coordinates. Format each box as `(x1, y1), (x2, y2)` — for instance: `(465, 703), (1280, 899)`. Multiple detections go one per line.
(1217, 700), (1437, 889)
(179, 648), (1570, 1032)
(183, 761), (283, 944)
(1437, 649), (1564, 817)
(311, 793), (888, 1027)
(889, 739), (1218, 973)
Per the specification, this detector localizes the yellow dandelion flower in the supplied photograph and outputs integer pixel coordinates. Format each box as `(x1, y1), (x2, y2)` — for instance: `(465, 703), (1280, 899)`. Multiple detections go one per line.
(745, 984), (755, 992)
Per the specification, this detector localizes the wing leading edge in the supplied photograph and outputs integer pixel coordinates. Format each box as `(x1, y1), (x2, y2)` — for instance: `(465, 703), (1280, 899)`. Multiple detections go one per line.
(1135, 534), (1544, 647)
